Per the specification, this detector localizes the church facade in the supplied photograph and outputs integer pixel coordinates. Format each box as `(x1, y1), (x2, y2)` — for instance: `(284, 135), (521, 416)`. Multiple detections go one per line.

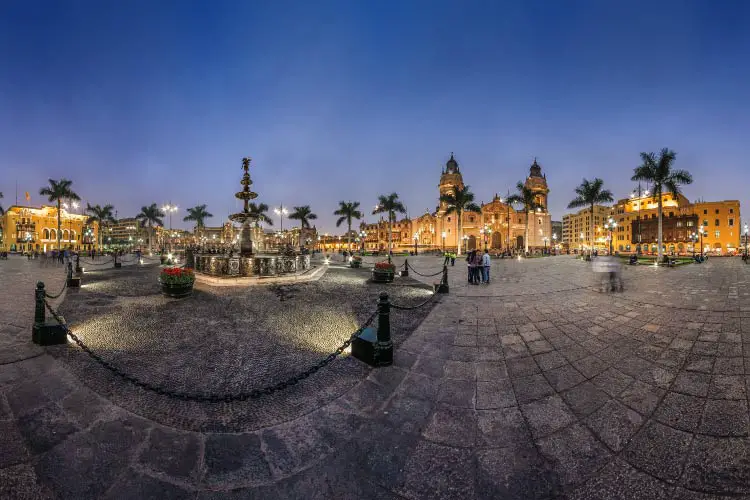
(360, 154), (553, 254)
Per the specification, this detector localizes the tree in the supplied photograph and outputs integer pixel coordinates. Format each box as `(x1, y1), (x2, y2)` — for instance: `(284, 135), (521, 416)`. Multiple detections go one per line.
(85, 203), (116, 250)
(39, 179), (80, 250)
(506, 181), (542, 254)
(288, 205), (318, 228)
(0, 191), (4, 215)
(334, 201), (363, 252)
(136, 203), (165, 253)
(439, 185), (480, 255)
(183, 204), (213, 229)
(567, 178), (614, 255)
(248, 202), (273, 228)
(632, 148), (692, 262)
(373, 193), (407, 261)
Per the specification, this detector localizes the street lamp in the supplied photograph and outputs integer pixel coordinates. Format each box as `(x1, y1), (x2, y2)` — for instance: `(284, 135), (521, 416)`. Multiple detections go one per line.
(580, 232), (584, 257)
(274, 205), (288, 242)
(441, 231), (446, 253)
(162, 202), (178, 252)
(359, 230), (366, 253)
(462, 234), (469, 252)
(413, 232), (419, 255)
(690, 231), (698, 257)
(552, 233), (557, 254)
(603, 217), (617, 255)
(542, 236), (549, 255)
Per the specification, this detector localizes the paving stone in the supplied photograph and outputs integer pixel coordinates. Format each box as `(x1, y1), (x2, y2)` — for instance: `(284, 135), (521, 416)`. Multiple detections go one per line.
(700, 399), (750, 437)
(591, 368), (635, 397)
(17, 402), (80, 454)
(521, 395), (576, 438)
(568, 458), (674, 500)
(536, 423), (612, 486)
(710, 375), (746, 400)
(544, 363), (586, 391)
(0, 462), (52, 500)
(138, 427), (202, 480)
(0, 419), (30, 468)
(102, 469), (194, 499)
(512, 374), (555, 404)
(618, 380), (666, 415)
(561, 381), (610, 418)
(423, 405), (477, 447)
(653, 392), (706, 432)
(673, 371), (711, 397)
(476, 407), (530, 447)
(585, 399), (643, 452)
(475, 361), (508, 381)
(395, 440), (475, 499)
(203, 433), (272, 487)
(681, 435), (750, 495)
(397, 372), (441, 401)
(476, 444), (562, 499)
(436, 379), (475, 408)
(476, 379), (516, 409)
(622, 421), (692, 481)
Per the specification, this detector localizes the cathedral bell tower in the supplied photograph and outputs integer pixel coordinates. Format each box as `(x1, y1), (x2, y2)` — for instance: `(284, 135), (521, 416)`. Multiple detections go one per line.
(438, 153), (465, 213)
(524, 158), (549, 211)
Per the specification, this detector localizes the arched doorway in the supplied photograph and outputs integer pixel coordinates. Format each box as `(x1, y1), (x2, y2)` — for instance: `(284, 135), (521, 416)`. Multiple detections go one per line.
(491, 232), (501, 249)
(467, 235), (477, 251)
(516, 235), (524, 250)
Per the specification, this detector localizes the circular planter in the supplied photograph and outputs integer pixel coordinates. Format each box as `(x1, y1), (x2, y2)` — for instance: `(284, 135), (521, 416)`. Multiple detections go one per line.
(160, 281), (194, 298)
(371, 269), (395, 283)
(350, 261), (362, 268)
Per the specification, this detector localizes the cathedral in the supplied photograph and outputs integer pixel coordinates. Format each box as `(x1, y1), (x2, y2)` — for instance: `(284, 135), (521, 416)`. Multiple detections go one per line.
(360, 154), (552, 253)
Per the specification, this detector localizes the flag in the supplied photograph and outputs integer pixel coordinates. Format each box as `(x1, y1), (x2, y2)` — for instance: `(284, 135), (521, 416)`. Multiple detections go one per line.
(25, 191), (30, 201)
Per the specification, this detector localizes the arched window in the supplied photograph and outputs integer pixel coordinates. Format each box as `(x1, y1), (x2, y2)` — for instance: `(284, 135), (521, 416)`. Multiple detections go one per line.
(62, 229), (69, 241)
(50, 229), (57, 240)
(43, 228), (49, 240)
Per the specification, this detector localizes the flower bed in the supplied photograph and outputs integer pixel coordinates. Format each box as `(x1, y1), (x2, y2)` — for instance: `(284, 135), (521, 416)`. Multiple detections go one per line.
(350, 255), (362, 268)
(159, 267), (195, 298)
(372, 261), (395, 283)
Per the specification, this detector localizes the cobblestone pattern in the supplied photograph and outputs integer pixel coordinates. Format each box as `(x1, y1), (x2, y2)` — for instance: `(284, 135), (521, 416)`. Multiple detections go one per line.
(2, 254), (750, 499)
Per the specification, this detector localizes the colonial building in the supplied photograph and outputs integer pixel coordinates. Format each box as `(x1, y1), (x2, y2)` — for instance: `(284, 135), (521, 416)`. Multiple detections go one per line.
(611, 193), (741, 255)
(0, 205), (99, 253)
(359, 155), (553, 253)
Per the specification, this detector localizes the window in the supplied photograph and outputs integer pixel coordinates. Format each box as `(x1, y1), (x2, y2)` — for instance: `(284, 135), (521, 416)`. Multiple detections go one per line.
(715, 230), (720, 239)
(469, 216), (475, 223)
(730, 208), (734, 213)
(447, 217), (451, 222)
(687, 221), (694, 227)
(729, 219), (734, 226)
(715, 219), (720, 226)
(715, 209), (720, 214)
(703, 220), (708, 227)
(704, 209), (708, 215)
(676, 221), (682, 227)
(669, 212), (674, 217)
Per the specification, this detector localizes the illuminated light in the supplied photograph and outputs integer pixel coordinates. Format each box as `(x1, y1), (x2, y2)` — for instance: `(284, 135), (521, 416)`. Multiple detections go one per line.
(517, 255), (522, 261)
(324, 258), (330, 265)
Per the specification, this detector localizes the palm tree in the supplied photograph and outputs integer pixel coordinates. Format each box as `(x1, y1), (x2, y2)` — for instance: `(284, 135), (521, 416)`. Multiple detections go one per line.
(0, 191), (4, 215)
(184, 204), (213, 229)
(248, 202), (273, 228)
(439, 185), (480, 255)
(334, 201), (363, 252)
(136, 203), (165, 253)
(85, 203), (116, 250)
(506, 181), (542, 254)
(39, 179), (80, 250)
(373, 193), (407, 261)
(288, 205), (318, 228)
(567, 178), (614, 255)
(632, 148), (693, 262)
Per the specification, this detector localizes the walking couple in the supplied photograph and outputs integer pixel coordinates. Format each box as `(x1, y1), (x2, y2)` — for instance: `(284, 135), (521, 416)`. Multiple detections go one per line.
(466, 249), (491, 285)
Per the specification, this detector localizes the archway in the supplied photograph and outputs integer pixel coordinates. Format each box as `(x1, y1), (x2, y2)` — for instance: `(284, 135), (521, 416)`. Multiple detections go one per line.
(516, 235), (524, 250)
(491, 232), (501, 249)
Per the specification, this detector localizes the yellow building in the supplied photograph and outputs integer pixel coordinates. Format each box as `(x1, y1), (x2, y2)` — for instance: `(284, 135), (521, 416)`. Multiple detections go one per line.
(610, 193), (740, 255)
(0, 205), (99, 253)
(562, 205), (613, 253)
(360, 155), (552, 254)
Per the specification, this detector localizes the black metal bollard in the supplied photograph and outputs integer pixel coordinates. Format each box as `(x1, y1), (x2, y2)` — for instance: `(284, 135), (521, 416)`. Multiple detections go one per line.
(375, 292), (393, 366)
(114, 253), (122, 268)
(400, 258), (409, 277)
(32, 281), (67, 345)
(351, 292), (393, 367)
(435, 265), (449, 294)
(75, 254), (82, 274)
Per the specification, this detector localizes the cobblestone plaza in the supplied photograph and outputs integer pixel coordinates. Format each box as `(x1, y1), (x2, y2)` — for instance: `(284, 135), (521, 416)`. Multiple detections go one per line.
(2, 255), (750, 499)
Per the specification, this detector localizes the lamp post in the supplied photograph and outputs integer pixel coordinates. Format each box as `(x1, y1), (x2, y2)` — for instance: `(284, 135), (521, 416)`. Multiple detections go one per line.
(580, 232), (584, 257)
(552, 233), (557, 255)
(631, 185), (649, 254)
(162, 202), (178, 252)
(700, 224), (706, 258)
(413, 232), (418, 255)
(690, 231), (698, 257)
(274, 205), (288, 243)
(441, 231), (446, 253)
(743, 223), (748, 259)
(603, 217), (617, 255)
(359, 230), (366, 253)
(542, 236), (548, 255)
(462, 234), (469, 252)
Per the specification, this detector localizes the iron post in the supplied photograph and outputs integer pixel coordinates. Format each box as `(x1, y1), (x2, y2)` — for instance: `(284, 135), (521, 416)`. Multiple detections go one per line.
(34, 281), (46, 327)
(375, 292), (393, 366)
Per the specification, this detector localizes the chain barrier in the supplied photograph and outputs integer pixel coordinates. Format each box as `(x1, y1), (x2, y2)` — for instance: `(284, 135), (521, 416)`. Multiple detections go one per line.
(407, 262), (445, 277)
(390, 287), (442, 310)
(44, 278), (68, 299)
(43, 299), (378, 402)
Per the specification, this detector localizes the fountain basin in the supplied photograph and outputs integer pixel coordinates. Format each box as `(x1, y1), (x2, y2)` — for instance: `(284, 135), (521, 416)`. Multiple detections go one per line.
(194, 254), (312, 278)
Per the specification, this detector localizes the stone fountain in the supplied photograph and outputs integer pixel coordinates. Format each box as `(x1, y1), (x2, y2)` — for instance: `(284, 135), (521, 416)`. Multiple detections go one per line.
(192, 158), (312, 278)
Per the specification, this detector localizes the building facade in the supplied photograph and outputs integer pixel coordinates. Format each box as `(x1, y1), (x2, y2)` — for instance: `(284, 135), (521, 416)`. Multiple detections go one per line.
(561, 205), (613, 253)
(358, 155), (552, 254)
(0, 205), (99, 253)
(611, 193), (741, 255)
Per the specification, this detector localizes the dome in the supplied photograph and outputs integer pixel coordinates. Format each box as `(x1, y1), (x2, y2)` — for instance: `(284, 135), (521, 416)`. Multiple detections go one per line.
(445, 153), (459, 173)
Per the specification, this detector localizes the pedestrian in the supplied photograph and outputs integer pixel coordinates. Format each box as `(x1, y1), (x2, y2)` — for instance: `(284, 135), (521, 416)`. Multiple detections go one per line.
(466, 250), (475, 283)
(482, 249), (491, 284)
(472, 250), (482, 284)
(443, 251), (450, 267)
(450, 251), (456, 266)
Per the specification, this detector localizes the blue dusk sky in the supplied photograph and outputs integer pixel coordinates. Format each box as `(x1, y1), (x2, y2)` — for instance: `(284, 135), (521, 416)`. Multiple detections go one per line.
(1, 0), (749, 231)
